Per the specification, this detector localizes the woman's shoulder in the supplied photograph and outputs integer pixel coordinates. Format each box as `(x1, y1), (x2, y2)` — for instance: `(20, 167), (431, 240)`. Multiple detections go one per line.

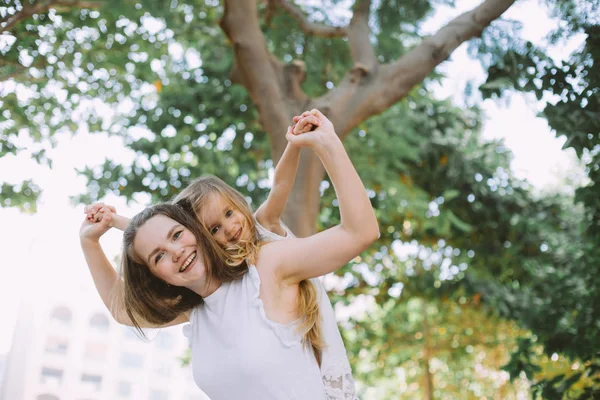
(254, 241), (287, 272)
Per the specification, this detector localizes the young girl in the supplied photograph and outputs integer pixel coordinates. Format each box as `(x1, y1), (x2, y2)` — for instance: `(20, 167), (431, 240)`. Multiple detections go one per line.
(82, 110), (377, 399)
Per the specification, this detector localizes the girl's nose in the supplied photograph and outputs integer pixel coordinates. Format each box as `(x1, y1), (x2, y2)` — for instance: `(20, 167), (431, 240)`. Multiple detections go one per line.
(224, 224), (234, 236)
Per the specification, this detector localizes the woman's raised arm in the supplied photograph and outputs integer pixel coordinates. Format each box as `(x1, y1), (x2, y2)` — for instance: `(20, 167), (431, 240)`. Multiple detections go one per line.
(260, 109), (379, 284)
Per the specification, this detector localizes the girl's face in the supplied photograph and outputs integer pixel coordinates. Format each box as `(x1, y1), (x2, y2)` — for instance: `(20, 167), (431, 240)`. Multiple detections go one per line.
(199, 193), (251, 246)
(133, 214), (208, 289)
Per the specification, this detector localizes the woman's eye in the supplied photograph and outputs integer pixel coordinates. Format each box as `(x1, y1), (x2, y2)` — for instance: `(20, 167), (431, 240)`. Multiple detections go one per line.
(225, 210), (233, 217)
(155, 253), (164, 263)
(173, 230), (182, 240)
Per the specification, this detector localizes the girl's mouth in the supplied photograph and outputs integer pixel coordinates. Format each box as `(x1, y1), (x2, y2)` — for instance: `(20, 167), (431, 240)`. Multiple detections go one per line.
(230, 228), (242, 243)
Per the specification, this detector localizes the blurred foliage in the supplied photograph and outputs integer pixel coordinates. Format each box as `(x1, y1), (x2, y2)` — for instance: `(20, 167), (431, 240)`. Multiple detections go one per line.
(473, 0), (600, 243)
(0, 180), (41, 212)
(2, 0), (599, 398)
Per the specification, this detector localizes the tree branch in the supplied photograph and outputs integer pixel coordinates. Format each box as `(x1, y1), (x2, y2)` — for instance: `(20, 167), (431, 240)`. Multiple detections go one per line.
(348, 0), (377, 71)
(385, 0), (516, 92)
(283, 60), (309, 102)
(273, 0), (348, 38)
(322, 0), (516, 138)
(0, 68), (28, 82)
(221, 0), (291, 159)
(1, 0), (102, 33)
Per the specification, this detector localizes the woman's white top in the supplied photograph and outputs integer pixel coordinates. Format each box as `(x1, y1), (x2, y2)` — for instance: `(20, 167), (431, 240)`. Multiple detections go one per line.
(183, 265), (326, 400)
(255, 219), (358, 400)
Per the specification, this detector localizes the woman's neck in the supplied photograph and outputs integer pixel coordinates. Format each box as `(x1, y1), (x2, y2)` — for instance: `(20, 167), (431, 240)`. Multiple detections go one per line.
(192, 278), (222, 298)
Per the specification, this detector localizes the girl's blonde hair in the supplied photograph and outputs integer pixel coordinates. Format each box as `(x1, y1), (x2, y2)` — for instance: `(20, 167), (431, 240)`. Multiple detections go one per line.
(173, 175), (325, 365)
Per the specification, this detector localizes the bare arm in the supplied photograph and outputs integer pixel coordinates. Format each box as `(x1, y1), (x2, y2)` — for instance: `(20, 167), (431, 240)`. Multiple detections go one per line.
(255, 141), (300, 236)
(110, 214), (130, 231)
(259, 110), (379, 283)
(255, 116), (320, 235)
(79, 209), (188, 327)
(80, 237), (131, 325)
(84, 203), (130, 231)
(256, 112), (320, 236)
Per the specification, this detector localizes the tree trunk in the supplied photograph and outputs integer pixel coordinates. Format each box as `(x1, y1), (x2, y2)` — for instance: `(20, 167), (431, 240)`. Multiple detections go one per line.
(282, 150), (325, 237)
(422, 301), (434, 400)
(221, 0), (517, 234)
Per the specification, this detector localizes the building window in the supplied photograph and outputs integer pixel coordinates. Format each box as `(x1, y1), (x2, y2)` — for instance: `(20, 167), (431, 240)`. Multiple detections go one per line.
(155, 332), (174, 351)
(45, 336), (68, 355)
(152, 362), (172, 377)
(117, 381), (132, 397)
(84, 341), (107, 361)
(122, 327), (142, 342)
(89, 313), (109, 332)
(119, 352), (144, 368)
(40, 367), (63, 387)
(149, 390), (168, 400)
(81, 373), (102, 391)
(50, 306), (72, 327)
(36, 395), (60, 400)
(186, 395), (209, 400)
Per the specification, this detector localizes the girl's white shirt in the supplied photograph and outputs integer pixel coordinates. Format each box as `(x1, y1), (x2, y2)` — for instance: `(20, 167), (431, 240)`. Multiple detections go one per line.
(254, 219), (358, 400)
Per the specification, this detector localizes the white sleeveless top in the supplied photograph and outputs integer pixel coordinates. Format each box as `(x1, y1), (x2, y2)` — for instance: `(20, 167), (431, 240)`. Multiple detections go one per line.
(255, 219), (358, 400)
(183, 265), (326, 400)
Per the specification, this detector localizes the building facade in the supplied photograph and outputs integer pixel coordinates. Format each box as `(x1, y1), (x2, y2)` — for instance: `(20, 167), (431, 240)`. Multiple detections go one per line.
(1, 287), (208, 400)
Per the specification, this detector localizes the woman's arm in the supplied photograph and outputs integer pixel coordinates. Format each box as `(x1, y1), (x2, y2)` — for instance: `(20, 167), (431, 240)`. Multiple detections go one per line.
(80, 208), (188, 327)
(259, 110), (379, 283)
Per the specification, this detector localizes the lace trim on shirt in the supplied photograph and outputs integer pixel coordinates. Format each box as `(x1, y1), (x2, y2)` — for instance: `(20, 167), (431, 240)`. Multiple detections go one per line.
(247, 265), (304, 347)
(182, 307), (196, 348)
(254, 217), (293, 242)
(322, 358), (359, 400)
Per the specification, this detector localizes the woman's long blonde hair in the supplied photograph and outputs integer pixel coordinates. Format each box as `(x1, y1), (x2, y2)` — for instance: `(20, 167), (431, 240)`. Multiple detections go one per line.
(174, 175), (325, 365)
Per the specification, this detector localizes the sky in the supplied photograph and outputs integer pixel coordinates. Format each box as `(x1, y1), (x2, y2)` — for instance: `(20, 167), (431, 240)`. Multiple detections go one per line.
(0, 0), (586, 356)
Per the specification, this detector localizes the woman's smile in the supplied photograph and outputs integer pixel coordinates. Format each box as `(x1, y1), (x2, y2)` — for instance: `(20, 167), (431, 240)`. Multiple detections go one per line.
(179, 251), (197, 273)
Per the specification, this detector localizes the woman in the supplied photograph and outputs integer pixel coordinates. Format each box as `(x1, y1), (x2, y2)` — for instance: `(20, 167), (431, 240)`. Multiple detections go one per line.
(80, 110), (379, 399)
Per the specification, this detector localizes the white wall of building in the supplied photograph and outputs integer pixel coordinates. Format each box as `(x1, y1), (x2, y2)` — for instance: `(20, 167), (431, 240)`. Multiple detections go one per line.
(1, 281), (209, 400)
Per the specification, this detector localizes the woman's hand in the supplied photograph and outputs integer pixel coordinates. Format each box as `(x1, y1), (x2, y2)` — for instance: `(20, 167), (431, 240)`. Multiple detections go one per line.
(291, 111), (320, 135)
(287, 109), (338, 150)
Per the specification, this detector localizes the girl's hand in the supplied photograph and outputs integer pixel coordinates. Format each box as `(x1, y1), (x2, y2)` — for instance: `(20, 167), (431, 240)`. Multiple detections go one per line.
(80, 206), (114, 244)
(85, 202), (116, 223)
(292, 111), (320, 135)
(286, 109), (337, 149)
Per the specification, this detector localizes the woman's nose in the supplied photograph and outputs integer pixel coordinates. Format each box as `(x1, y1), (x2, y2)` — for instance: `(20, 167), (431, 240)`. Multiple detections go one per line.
(172, 246), (185, 261)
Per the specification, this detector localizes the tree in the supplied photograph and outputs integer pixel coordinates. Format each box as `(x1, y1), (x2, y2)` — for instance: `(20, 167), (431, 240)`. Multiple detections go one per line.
(3, 0), (600, 398)
(474, 0), (600, 241)
(2, 0), (519, 220)
(1, 0), (107, 210)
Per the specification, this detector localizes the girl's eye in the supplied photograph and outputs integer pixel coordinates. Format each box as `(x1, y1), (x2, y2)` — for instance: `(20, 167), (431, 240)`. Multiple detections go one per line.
(225, 210), (233, 217)
(210, 226), (219, 235)
(155, 253), (164, 264)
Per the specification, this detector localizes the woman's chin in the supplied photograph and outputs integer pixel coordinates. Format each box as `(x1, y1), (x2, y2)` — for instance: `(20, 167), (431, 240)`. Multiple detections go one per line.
(180, 259), (206, 284)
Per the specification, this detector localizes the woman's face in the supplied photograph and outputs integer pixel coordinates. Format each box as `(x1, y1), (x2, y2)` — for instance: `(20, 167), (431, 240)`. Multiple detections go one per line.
(133, 214), (208, 289)
(199, 193), (251, 246)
